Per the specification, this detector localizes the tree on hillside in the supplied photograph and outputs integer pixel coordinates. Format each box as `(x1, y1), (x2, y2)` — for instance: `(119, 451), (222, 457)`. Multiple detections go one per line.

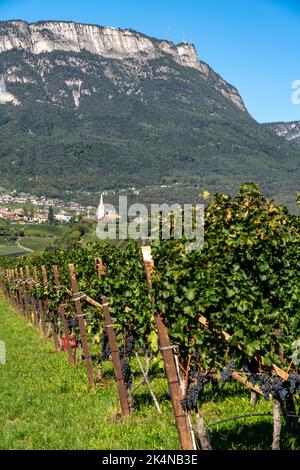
(48, 206), (54, 225)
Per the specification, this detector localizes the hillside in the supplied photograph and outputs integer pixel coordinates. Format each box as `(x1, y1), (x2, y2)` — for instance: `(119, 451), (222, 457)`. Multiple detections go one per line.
(0, 20), (299, 208)
(0, 218), (23, 245)
(265, 121), (300, 147)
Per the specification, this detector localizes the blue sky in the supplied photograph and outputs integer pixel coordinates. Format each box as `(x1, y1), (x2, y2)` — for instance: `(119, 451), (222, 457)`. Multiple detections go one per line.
(0, 0), (299, 123)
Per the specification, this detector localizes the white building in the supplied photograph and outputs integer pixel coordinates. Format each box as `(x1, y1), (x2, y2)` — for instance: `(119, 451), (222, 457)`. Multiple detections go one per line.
(55, 212), (71, 223)
(96, 193), (105, 221)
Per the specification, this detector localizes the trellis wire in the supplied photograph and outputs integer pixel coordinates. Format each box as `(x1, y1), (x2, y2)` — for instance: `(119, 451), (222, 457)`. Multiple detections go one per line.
(206, 411), (300, 429)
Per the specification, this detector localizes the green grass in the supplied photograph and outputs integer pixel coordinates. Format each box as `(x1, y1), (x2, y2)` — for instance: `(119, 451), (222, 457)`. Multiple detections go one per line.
(16, 223), (70, 255)
(0, 293), (299, 450)
(200, 387), (300, 450)
(20, 236), (54, 253)
(23, 224), (67, 238)
(0, 245), (30, 257)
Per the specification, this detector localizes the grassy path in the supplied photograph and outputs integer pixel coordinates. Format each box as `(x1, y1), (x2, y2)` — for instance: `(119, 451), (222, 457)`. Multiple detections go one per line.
(16, 242), (34, 253)
(0, 293), (178, 450)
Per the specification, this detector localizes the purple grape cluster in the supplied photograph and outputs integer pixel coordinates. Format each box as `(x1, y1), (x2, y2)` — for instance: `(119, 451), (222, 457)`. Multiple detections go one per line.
(287, 372), (300, 395)
(181, 384), (201, 411)
(181, 371), (210, 411)
(272, 376), (289, 402)
(221, 360), (236, 382)
(256, 373), (271, 401)
(122, 335), (137, 357)
(120, 358), (132, 390)
(189, 351), (201, 377)
(67, 317), (78, 331)
(99, 330), (110, 362)
(247, 371), (293, 402)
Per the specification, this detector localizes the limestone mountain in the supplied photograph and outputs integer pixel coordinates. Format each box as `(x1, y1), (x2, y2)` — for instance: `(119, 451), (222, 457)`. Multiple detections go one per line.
(265, 121), (300, 147)
(0, 20), (299, 208)
(0, 20), (245, 110)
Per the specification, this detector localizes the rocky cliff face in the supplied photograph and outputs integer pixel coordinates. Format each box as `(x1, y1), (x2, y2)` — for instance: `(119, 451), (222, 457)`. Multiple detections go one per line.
(0, 20), (245, 111)
(0, 76), (20, 105)
(1, 20), (298, 209)
(265, 121), (300, 147)
(0, 20), (198, 65)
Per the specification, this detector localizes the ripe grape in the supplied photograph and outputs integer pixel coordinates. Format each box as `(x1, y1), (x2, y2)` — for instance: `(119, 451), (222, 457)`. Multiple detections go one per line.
(181, 371), (210, 411)
(288, 372), (300, 394)
(122, 335), (137, 357)
(271, 376), (289, 402)
(259, 374), (271, 401)
(181, 384), (201, 411)
(221, 360), (236, 382)
(248, 374), (257, 386)
(120, 358), (132, 390)
(99, 330), (110, 361)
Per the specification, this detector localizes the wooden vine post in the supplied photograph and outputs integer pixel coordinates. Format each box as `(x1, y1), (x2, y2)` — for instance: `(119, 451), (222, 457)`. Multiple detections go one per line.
(6, 269), (15, 311)
(1, 269), (8, 300)
(10, 269), (18, 312)
(13, 269), (20, 312)
(68, 264), (95, 387)
(14, 268), (23, 316)
(25, 266), (39, 329)
(101, 294), (131, 417)
(19, 267), (31, 323)
(141, 246), (193, 451)
(272, 400), (282, 450)
(4, 270), (10, 304)
(1, 270), (6, 298)
(6, 270), (14, 310)
(41, 265), (60, 352)
(8, 270), (14, 309)
(0, 269), (5, 298)
(33, 267), (46, 336)
(96, 258), (104, 278)
(53, 265), (75, 367)
(96, 257), (130, 416)
(5, 270), (13, 308)
(11, 270), (18, 311)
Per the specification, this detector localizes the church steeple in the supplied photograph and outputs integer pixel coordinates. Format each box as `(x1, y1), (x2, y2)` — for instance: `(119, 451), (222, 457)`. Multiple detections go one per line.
(96, 193), (105, 220)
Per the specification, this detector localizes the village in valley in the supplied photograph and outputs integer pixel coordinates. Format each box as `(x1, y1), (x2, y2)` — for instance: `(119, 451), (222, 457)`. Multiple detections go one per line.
(0, 188), (105, 257)
(0, 188), (98, 224)
(0, 188), (119, 257)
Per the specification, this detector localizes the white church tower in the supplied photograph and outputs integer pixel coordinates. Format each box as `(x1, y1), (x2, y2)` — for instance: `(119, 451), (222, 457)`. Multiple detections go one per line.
(96, 193), (105, 221)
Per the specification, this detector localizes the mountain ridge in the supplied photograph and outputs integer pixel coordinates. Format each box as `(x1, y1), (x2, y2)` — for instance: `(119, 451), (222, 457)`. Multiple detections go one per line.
(0, 19), (246, 111)
(0, 20), (299, 209)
